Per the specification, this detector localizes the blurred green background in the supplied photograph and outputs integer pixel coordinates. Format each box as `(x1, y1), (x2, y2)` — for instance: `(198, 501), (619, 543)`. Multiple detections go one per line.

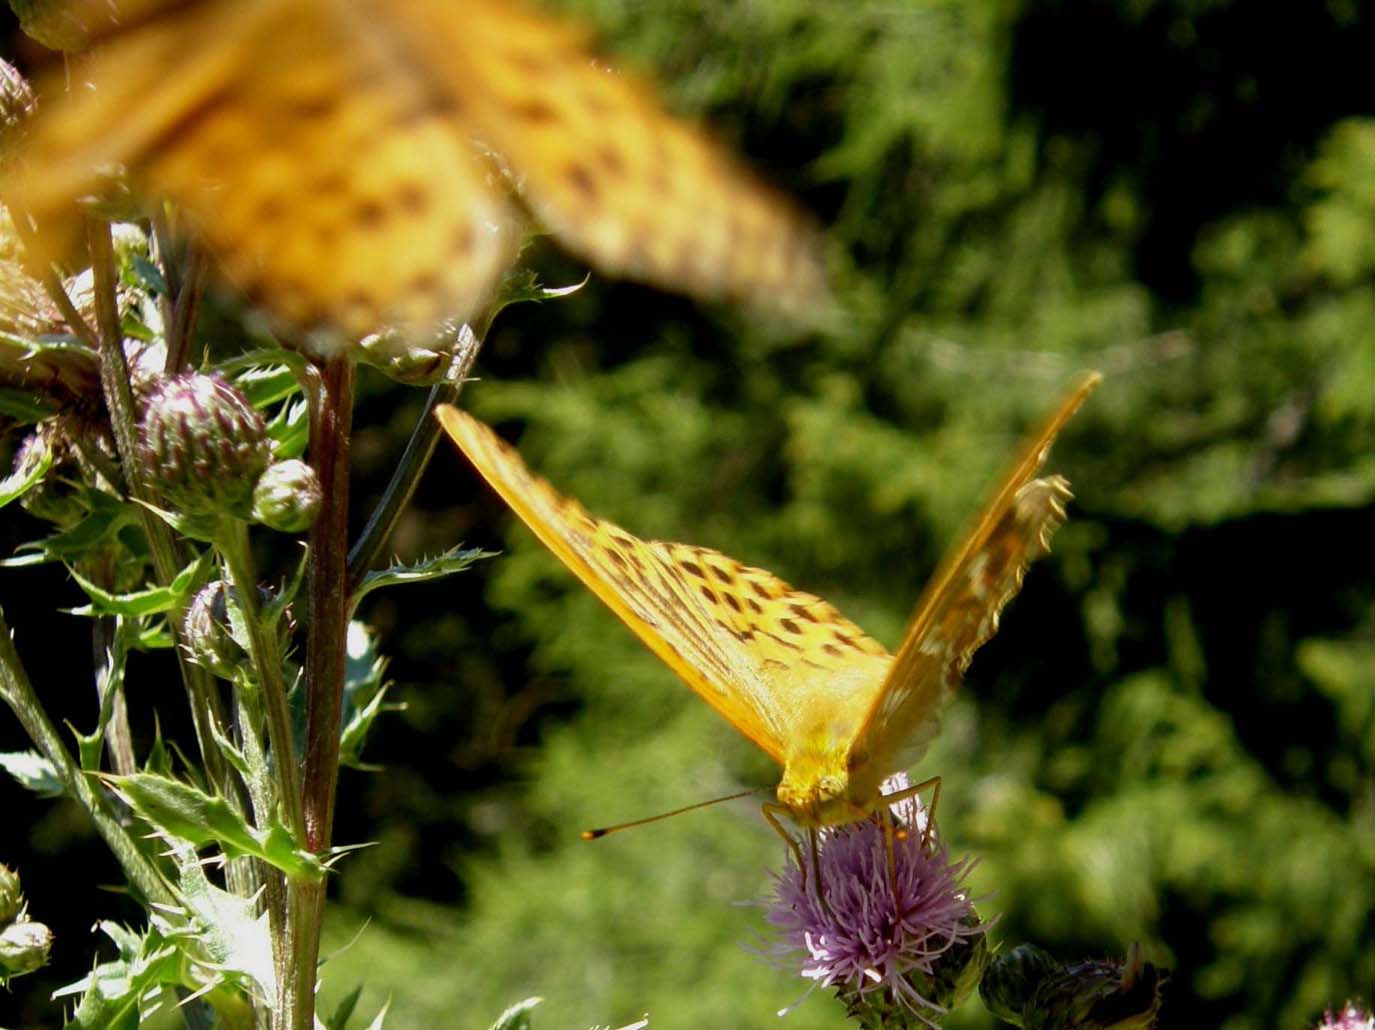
(3, 0), (1374, 1027)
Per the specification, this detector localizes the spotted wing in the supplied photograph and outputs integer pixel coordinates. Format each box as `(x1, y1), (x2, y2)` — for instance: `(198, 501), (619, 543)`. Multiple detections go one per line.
(4, 0), (821, 342)
(849, 372), (1101, 775)
(436, 404), (889, 766)
(395, 0), (825, 315)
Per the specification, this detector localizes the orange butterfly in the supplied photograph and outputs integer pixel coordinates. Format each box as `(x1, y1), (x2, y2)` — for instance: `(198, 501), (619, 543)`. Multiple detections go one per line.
(436, 372), (1099, 839)
(2, 0), (822, 344)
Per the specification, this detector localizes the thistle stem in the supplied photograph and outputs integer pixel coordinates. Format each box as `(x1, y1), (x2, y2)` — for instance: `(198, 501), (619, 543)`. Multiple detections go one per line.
(218, 520), (304, 841)
(0, 606), (172, 908)
(346, 323), (485, 589)
(84, 219), (236, 804)
(285, 354), (354, 1030)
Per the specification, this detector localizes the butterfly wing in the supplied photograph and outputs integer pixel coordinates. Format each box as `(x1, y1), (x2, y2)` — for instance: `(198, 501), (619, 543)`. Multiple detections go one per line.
(436, 404), (889, 767)
(4, 0), (821, 340)
(5, 0), (520, 342)
(847, 372), (1101, 780)
(394, 0), (825, 315)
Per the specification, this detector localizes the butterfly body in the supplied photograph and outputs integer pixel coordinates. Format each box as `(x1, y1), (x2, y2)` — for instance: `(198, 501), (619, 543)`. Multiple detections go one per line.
(437, 373), (1098, 834)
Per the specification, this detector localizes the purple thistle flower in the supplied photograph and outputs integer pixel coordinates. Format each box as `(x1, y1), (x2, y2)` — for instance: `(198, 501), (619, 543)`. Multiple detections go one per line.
(767, 777), (988, 1028)
(1317, 1004), (1375, 1030)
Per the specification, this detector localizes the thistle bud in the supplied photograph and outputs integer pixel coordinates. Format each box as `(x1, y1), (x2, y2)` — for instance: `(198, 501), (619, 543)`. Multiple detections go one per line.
(358, 321), (479, 385)
(980, 942), (1166, 1030)
(251, 459), (322, 533)
(138, 372), (271, 517)
(0, 864), (22, 927)
(9, 0), (96, 51)
(0, 918), (52, 983)
(183, 580), (248, 680)
(12, 423), (90, 528)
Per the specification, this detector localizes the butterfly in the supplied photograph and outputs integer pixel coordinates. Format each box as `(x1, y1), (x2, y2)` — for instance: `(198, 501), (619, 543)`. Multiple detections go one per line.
(1, 0), (823, 346)
(435, 371), (1100, 840)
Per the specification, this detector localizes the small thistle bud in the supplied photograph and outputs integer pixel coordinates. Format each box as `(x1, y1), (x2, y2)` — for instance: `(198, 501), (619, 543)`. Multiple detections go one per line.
(0, 918), (53, 983)
(13, 424), (90, 528)
(981, 942), (1166, 1030)
(251, 458), (322, 533)
(183, 580), (248, 680)
(358, 320), (479, 385)
(8, 0), (96, 51)
(0, 864), (22, 927)
(138, 372), (271, 517)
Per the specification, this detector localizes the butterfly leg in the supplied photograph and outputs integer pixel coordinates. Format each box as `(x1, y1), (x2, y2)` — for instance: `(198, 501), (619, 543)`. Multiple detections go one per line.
(761, 802), (807, 891)
(876, 775), (942, 852)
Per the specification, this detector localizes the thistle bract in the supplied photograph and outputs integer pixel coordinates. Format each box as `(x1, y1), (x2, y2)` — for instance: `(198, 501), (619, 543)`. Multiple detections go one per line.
(138, 372), (270, 517)
(980, 942), (1165, 1030)
(0, 864), (22, 927)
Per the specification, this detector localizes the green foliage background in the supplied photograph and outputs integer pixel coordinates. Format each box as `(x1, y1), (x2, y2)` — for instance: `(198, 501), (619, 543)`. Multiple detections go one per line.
(4, 0), (1374, 1028)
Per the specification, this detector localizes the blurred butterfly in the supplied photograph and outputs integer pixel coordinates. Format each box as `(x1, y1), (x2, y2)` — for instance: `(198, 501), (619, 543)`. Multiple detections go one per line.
(436, 372), (1100, 843)
(1, 0), (823, 346)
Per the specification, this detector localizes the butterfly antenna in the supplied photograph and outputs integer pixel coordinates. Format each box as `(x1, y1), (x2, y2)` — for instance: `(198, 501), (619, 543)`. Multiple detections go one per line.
(581, 789), (761, 840)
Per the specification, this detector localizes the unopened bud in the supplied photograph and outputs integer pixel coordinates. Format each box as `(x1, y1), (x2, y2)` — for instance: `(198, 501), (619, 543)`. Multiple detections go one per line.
(251, 459), (322, 533)
(138, 372), (271, 517)
(183, 580), (247, 680)
(0, 918), (52, 982)
(981, 942), (1165, 1030)
(13, 424), (90, 528)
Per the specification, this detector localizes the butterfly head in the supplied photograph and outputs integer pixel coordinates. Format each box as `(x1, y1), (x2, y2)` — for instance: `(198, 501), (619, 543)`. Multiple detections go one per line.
(776, 740), (885, 829)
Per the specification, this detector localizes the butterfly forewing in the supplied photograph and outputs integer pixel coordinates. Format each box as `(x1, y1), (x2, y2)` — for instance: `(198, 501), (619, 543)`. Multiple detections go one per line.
(4, 0), (823, 341)
(435, 405), (889, 767)
(848, 373), (1101, 775)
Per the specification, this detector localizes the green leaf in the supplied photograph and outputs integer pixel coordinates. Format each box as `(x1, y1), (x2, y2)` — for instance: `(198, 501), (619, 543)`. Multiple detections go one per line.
(352, 545), (493, 609)
(232, 363), (303, 408)
(66, 554), (206, 617)
(0, 386), (58, 421)
(322, 985), (363, 1030)
(159, 852), (275, 1003)
(55, 922), (180, 1030)
(0, 432), (51, 509)
(6, 492), (134, 564)
(104, 773), (324, 881)
(488, 998), (542, 1030)
(266, 396), (309, 459)
(338, 622), (402, 771)
(128, 253), (168, 296)
(0, 750), (63, 797)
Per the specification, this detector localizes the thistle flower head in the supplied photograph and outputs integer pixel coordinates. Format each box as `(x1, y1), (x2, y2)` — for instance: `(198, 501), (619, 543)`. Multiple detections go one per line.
(768, 780), (988, 1027)
(1317, 1004), (1375, 1030)
(138, 371), (271, 517)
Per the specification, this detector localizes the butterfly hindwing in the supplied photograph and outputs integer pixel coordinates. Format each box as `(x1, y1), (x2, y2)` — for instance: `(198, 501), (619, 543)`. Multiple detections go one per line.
(435, 405), (889, 766)
(849, 373), (1100, 776)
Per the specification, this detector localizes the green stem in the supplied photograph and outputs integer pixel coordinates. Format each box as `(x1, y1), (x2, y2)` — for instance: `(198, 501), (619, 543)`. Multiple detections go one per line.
(218, 520), (304, 841)
(345, 323), (485, 590)
(0, 606), (172, 908)
(84, 219), (236, 801)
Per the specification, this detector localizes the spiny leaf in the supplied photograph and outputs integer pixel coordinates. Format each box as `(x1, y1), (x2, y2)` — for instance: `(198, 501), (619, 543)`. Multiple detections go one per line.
(352, 545), (493, 609)
(103, 773), (323, 881)
(488, 997), (542, 1030)
(54, 922), (180, 1030)
(0, 750), (63, 797)
(65, 554), (206, 617)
